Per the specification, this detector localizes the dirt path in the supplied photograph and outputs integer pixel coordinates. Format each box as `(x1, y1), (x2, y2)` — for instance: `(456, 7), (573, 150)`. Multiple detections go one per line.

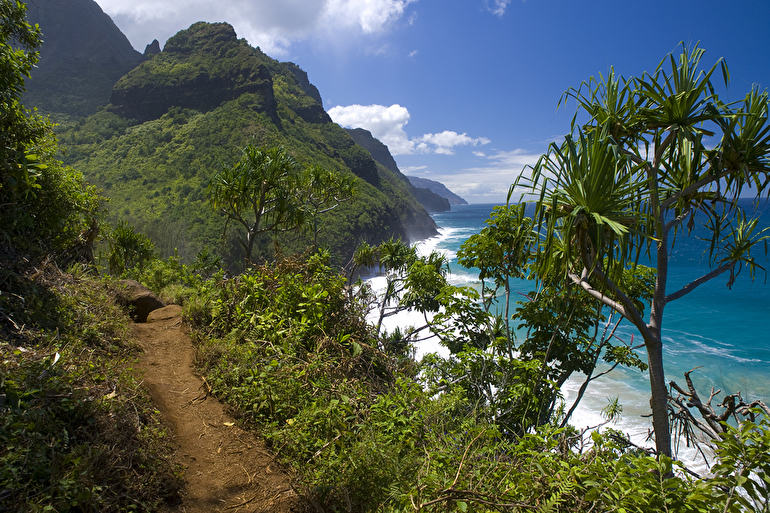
(133, 305), (305, 513)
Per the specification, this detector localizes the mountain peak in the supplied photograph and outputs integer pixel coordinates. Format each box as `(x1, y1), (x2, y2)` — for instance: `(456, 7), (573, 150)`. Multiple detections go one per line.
(163, 22), (239, 55)
(110, 22), (277, 123)
(22, 0), (143, 118)
(144, 39), (161, 57)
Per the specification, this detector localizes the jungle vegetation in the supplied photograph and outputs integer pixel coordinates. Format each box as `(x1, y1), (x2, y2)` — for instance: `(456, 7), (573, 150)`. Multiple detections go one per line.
(3, 2), (770, 511)
(56, 22), (437, 271)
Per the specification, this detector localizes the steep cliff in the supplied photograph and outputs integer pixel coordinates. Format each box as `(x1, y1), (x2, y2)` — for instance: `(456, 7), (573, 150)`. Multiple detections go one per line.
(345, 128), (451, 213)
(408, 176), (468, 206)
(22, 0), (143, 119)
(111, 23), (278, 123)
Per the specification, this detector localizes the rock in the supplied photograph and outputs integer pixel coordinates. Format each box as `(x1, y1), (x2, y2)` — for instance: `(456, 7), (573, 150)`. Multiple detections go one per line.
(117, 279), (165, 322)
(110, 22), (278, 123)
(147, 305), (183, 322)
(144, 39), (161, 57)
(283, 62), (323, 105)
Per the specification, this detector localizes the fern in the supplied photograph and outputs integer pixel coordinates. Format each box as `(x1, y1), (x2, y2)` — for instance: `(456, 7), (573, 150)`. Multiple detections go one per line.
(537, 478), (577, 513)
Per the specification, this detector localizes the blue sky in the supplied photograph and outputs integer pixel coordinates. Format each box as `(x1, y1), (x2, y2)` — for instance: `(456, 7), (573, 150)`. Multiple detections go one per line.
(96, 0), (770, 203)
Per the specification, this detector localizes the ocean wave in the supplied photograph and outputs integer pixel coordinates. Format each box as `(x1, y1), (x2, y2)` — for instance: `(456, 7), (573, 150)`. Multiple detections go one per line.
(663, 331), (764, 364)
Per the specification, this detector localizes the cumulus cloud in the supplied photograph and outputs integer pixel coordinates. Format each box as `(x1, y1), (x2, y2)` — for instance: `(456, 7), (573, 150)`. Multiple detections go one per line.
(323, 0), (415, 34)
(418, 131), (491, 155)
(328, 104), (415, 154)
(95, 0), (416, 54)
(328, 104), (490, 156)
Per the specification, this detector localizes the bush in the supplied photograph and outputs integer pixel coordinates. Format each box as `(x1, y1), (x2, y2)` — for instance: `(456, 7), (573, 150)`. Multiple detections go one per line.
(0, 265), (182, 511)
(186, 252), (770, 512)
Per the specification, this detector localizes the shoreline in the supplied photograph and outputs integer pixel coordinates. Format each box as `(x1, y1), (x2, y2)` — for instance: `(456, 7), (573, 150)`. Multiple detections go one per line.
(366, 222), (718, 473)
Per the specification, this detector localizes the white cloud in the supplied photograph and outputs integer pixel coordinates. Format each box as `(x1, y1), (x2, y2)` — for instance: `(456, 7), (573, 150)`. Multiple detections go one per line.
(328, 104), (415, 154)
(419, 131), (491, 155)
(401, 165), (428, 174)
(95, 0), (416, 54)
(328, 104), (490, 156)
(323, 0), (415, 34)
(487, 0), (511, 17)
(409, 149), (542, 203)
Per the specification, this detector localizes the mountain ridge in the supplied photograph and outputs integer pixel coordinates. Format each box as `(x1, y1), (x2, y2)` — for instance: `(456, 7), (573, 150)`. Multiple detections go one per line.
(345, 128), (452, 213)
(50, 18), (438, 266)
(407, 176), (468, 206)
(22, 0), (144, 119)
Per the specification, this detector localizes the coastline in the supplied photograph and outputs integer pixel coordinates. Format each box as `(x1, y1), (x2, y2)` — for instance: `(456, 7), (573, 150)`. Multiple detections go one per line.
(365, 207), (748, 474)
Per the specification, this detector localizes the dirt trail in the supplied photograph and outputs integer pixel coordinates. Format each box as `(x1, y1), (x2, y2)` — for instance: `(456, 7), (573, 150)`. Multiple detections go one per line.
(133, 305), (304, 513)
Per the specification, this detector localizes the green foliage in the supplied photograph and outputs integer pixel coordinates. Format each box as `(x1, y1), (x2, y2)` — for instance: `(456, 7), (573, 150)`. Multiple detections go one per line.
(2, 132), (103, 259)
(0, 267), (181, 511)
(106, 220), (155, 275)
(57, 22), (432, 268)
(453, 199), (654, 431)
(180, 250), (770, 511)
(362, 238), (479, 352)
(0, 0), (45, 182)
(206, 144), (355, 263)
(707, 413), (770, 512)
(0, 1), (102, 260)
(519, 44), (770, 456)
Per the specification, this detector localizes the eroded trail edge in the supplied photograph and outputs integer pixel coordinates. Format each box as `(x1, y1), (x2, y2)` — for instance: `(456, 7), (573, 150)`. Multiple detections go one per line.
(133, 305), (303, 513)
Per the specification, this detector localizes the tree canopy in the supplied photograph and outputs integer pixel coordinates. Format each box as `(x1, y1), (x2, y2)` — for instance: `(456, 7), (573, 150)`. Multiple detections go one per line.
(0, 0), (101, 260)
(519, 44), (770, 457)
(206, 144), (355, 263)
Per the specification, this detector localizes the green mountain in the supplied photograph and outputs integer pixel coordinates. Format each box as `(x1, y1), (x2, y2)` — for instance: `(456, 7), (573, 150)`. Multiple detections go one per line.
(22, 0), (144, 120)
(345, 128), (451, 213)
(54, 21), (438, 266)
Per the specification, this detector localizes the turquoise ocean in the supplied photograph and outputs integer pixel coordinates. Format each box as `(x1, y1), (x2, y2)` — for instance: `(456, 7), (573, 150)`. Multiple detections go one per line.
(399, 199), (770, 469)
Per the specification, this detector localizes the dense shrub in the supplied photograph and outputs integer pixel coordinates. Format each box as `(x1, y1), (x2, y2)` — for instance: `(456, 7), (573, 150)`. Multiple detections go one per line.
(0, 265), (182, 511)
(184, 251), (770, 512)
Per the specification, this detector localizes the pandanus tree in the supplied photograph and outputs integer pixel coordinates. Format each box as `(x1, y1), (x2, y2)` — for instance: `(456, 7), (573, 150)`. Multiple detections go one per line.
(519, 45), (770, 457)
(207, 145), (355, 263)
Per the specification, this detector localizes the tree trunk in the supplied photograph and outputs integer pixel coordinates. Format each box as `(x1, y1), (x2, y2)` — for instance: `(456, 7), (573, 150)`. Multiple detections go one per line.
(645, 336), (671, 457)
(647, 213), (672, 458)
(245, 229), (256, 263)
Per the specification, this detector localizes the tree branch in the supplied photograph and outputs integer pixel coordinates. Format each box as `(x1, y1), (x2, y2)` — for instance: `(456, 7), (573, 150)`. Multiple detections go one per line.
(665, 260), (736, 303)
(568, 272), (627, 316)
(574, 230), (655, 343)
(664, 207), (692, 235)
(659, 166), (734, 211)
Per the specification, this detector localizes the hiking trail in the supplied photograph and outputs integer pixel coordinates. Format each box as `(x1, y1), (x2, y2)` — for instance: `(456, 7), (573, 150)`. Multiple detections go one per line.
(133, 305), (304, 512)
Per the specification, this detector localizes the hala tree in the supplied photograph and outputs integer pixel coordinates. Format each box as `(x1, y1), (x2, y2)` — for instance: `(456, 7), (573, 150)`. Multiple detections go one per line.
(520, 45), (770, 457)
(206, 145), (355, 263)
(458, 203), (651, 429)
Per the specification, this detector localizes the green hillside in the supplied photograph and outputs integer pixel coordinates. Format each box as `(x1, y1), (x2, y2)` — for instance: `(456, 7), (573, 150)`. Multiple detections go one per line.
(22, 0), (144, 120)
(57, 22), (437, 267)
